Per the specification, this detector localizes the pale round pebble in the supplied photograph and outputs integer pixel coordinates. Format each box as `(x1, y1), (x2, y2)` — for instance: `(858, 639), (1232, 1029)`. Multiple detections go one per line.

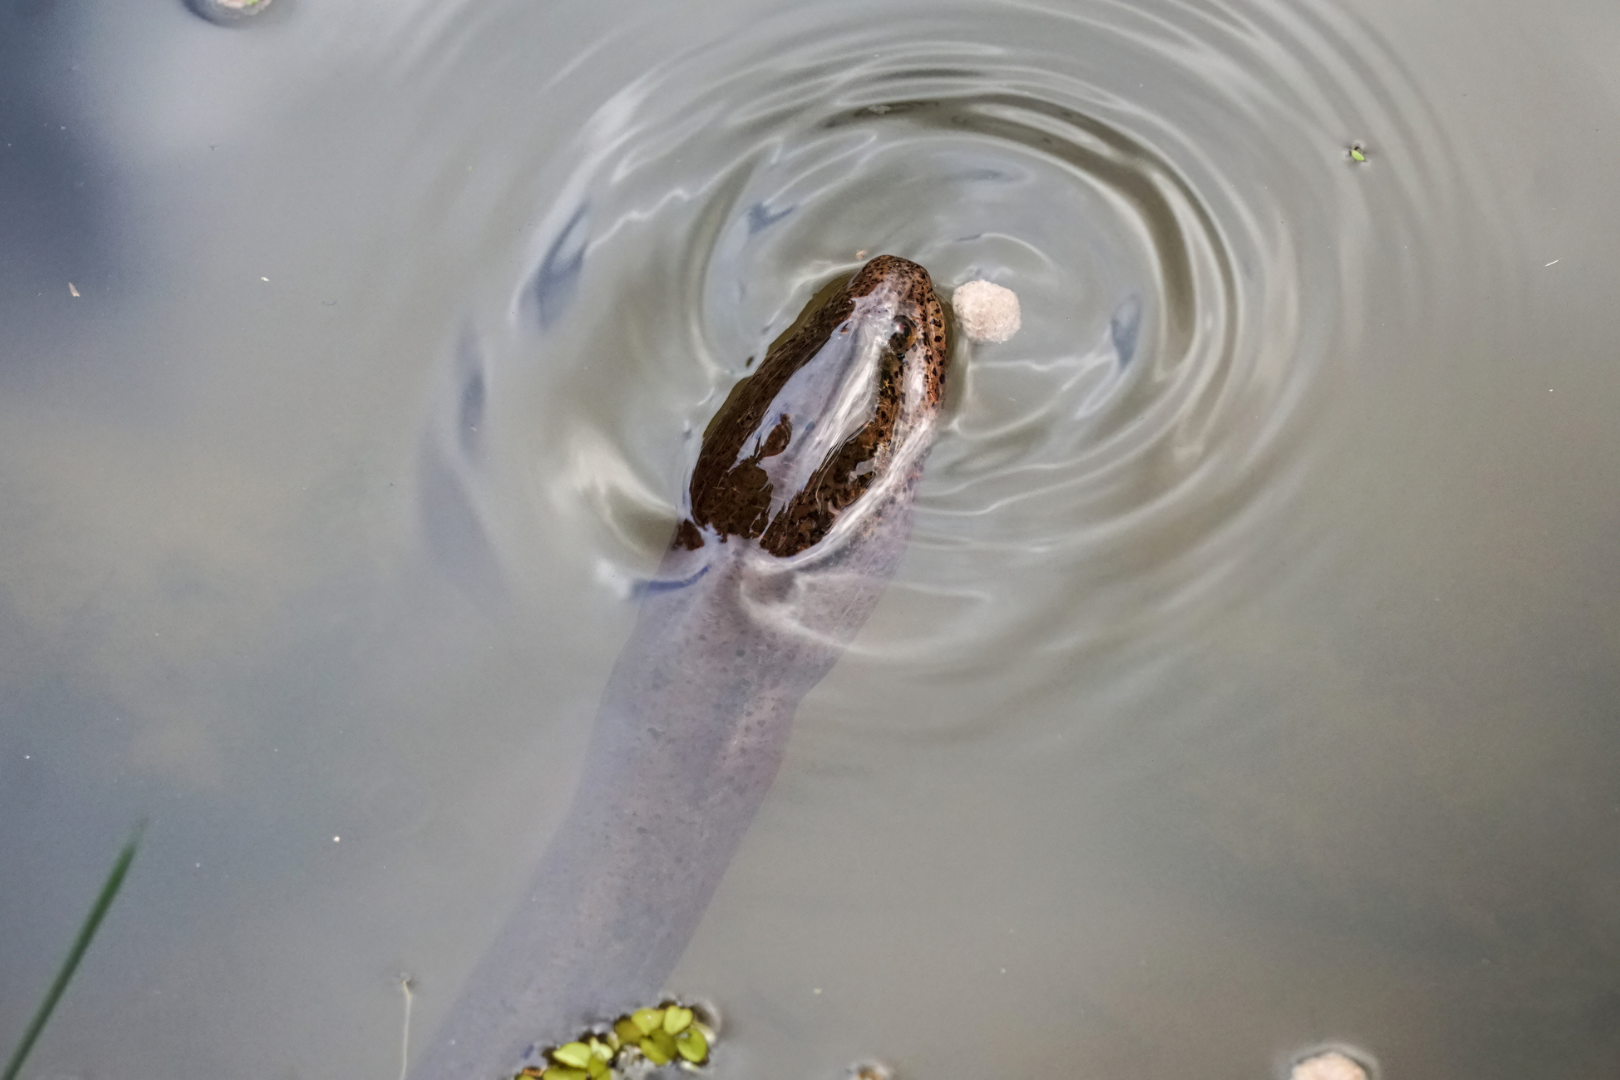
(846, 1063), (893, 1080)
(1290, 1050), (1370, 1080)
(951, 279), (1022, 344)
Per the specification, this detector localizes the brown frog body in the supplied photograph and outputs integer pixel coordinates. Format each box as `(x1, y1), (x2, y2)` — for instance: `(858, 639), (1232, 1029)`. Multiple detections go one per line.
(412, 256), (949, 1080)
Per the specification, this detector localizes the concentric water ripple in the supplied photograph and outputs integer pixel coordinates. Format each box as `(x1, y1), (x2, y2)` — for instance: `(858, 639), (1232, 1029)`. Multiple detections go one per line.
(419, 0), (1469, 727)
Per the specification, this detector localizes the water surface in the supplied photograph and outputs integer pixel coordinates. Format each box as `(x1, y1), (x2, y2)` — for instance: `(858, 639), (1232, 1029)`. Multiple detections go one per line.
(2, 1), (1618, 1078)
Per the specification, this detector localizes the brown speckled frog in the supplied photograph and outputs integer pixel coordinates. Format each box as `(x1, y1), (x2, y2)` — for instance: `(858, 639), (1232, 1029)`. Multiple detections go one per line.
(412, 256), (949, 1080)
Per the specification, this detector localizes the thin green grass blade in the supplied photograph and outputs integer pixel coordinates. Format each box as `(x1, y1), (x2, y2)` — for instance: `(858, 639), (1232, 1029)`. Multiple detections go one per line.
(2, 821), (146, 1080)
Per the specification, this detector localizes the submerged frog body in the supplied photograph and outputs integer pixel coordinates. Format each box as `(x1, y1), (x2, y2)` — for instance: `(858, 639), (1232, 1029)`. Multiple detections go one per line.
(411, 256), (949, 1080)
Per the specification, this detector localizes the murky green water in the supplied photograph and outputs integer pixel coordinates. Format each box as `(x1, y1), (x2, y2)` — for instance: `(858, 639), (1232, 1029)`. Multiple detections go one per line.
(2, 0), (1618, 1077)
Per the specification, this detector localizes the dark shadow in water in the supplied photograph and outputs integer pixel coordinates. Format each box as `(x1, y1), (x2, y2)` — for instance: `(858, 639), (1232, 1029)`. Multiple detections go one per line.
(744, 201), (793, 234)
(417, 328), (503, 601)
(417, 439), (505, 603)
(1111, 293), (1142, 367)
(0, 0), (124, 352)
(455, 326), (487, 459)
(526, 203), (589, 332)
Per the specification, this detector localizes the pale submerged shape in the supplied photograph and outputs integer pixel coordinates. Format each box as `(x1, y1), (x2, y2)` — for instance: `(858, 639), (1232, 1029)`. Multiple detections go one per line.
(951, 279), (1022, 343)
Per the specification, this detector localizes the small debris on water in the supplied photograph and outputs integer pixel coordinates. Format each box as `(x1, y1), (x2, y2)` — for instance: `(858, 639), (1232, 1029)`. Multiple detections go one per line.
(186, 0), (276, 24)
(1347, 142), (1368, 163)
(68, 283), (80, 297)
(846, 1061), (893, 1080)
(397, 976), (416, 1080)
(951, 279), (1022, 344)
(1290, 1048), (1372, 1080)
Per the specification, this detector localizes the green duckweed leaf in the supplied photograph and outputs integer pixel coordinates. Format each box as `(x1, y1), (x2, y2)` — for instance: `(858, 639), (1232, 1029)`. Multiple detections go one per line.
(553, 1043), (593, 1068)
(675, 1028), (709, 1063)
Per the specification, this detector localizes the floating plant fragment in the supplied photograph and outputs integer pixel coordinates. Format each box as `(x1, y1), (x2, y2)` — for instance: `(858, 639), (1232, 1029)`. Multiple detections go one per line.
(674, 1028), (708, 1064)
(662, 1006), (693, 1034)
(514, 1000), (717, 1079)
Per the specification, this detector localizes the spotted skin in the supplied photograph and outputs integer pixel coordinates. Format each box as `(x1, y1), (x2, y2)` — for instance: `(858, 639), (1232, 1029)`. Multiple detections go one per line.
(679, 255), (947, 556)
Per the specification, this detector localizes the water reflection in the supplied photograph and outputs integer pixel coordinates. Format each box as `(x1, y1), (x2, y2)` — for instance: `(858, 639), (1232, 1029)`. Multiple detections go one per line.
(475, 0), (1375, 728)
(2, 0), (1618, 1079)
